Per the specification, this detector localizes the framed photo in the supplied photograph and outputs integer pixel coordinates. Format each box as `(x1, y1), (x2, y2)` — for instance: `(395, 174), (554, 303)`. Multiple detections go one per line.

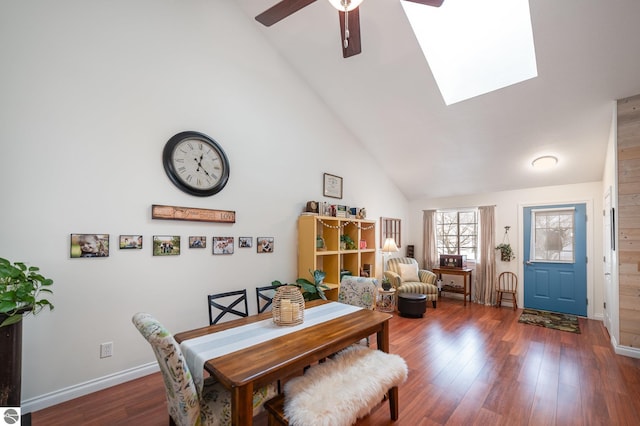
(257, 237), (274, 253)
(153, 235), (180, 256)
(323, 173), (343, 199)
(239, 237), (253, 248)
(119, 235), (143, 249)
(213, 237), (234, 254)
(70, 234), (109, 258)
(189, 236), (206, 248)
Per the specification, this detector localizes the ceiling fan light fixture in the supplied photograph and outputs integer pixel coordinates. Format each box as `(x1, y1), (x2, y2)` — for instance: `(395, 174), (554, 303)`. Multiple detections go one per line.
(327, 0), (364, 12)
(531, 155), (558, 170)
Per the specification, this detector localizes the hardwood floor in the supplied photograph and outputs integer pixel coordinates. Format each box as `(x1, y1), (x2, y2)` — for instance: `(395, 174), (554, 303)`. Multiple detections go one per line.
(32, 299), (640, 425)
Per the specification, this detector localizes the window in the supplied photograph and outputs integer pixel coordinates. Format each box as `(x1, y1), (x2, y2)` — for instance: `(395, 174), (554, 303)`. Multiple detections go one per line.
(530, 208), (575, 262)
(400, 0), (537, 105)
(436, 210), (477, 260)
(380, 217), (401, 248)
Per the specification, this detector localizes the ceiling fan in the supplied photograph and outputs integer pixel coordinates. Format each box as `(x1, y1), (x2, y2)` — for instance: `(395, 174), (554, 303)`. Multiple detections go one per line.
(255, 0), (445, 58)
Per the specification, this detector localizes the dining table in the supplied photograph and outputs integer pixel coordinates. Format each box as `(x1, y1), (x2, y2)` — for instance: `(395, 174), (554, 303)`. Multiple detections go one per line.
(174, 299), (395, 425)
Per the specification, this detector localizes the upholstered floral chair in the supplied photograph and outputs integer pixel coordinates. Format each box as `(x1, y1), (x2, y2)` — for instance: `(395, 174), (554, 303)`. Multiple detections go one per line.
(132, 313), (277, 426)
(338, 276), (378, 346)
(385, 257), (438, 308)
(338, 276), (378, 310)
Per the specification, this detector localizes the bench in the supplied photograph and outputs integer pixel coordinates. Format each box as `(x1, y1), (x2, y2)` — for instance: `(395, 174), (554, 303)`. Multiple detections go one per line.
(264, 345), (408, 426)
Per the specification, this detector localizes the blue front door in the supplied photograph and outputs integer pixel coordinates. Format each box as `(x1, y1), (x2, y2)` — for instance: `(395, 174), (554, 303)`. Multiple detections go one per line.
(523, 204), (587, 316)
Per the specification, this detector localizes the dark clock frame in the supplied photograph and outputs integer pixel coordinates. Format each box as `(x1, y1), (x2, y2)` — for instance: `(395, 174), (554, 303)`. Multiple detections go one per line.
(162, 131), (230, 197)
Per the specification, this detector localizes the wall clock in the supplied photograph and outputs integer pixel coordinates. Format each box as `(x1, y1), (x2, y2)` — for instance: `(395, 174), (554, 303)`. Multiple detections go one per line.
(163, 131), (230, 196)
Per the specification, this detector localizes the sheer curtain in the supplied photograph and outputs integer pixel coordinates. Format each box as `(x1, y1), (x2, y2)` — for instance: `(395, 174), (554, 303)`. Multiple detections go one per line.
(476, 205), (496, 305)
(422, 210), (438, 270)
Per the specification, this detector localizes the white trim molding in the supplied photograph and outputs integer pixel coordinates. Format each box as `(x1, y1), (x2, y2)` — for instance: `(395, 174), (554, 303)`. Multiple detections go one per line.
(21, 363), (159, 413)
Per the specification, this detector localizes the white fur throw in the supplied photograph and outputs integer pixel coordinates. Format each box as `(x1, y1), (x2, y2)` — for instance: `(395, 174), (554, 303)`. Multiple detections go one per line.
(283, 345), (408, 426)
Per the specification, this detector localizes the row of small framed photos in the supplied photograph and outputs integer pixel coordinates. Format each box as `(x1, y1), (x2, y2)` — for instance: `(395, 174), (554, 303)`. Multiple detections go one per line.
(69, 234), (274, 258)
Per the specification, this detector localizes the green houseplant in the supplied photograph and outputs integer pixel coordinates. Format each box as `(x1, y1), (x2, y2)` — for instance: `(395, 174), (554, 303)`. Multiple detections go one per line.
(496, 243), (515, 262)
(272, 269), (330, 301)
(0, 257), (54, 407)
(0, 257), (54, 327)
(340, 235), (356, 250)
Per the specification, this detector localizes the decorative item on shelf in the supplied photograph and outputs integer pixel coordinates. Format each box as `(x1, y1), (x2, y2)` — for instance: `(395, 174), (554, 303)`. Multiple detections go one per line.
(316, 236), (326, 250)
(496, 226), (516, 262)
(359, 239), (367, 249)
(361, 263), (372, 277)
(340, 234), (356, 250)
(305, 201), (319, 214)
(406, 245), (415, 258)
(336, 205), (347, 218)
(272, 285), (305, 326)
(357, 208), (367, 219)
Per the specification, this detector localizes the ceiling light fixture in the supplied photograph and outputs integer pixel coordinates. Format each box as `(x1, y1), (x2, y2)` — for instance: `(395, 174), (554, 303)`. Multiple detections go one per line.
(531, 155), (558, 169)
(327, 0), (364, 48)
(327, 0), (363, 12)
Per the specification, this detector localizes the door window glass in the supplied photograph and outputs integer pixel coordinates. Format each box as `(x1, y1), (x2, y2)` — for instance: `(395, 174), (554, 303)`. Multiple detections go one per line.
(530, 208), (575, 262)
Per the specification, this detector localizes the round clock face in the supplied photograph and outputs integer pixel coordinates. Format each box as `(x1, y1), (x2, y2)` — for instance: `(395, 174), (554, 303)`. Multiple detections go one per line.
(163, 131), (230, 196)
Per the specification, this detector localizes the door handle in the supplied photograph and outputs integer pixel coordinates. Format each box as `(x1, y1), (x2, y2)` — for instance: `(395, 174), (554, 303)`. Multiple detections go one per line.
(525, 260), (533, 266)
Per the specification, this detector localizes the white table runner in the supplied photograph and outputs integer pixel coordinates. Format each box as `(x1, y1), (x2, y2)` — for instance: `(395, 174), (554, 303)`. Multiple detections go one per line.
(180, 302), (362, 391)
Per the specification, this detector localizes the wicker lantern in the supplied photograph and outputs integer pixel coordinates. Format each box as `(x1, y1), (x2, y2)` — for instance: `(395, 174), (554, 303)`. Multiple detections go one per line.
(272, 285), (305, 326)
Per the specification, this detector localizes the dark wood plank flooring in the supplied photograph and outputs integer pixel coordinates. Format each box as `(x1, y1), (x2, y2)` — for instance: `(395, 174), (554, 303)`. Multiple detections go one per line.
(32, 299), (640, 425)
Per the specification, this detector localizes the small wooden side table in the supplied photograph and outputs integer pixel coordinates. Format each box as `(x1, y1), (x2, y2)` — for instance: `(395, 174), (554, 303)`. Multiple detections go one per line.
(376, 288), (396, 312)
(431, 267), (472, 306)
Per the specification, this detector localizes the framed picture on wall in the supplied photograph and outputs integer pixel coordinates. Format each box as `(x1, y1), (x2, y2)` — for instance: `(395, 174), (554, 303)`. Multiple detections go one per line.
(213, 237), (234, 254)
(153, 235), (180, 256)
(189, 236), (206, 248)
(119, 235), (142, 249)
(323, 173), (343, 199)
(239, 237), (253, 248)
(257, 237), (274, 253)
(70, 234), (109, 258)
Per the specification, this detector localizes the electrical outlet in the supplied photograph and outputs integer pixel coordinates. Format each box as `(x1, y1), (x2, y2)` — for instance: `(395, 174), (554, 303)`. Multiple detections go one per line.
(100, 342), (113, 358)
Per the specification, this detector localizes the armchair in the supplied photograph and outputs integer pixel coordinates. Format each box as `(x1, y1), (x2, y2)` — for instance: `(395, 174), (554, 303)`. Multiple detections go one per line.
(385, 257), (438, 308)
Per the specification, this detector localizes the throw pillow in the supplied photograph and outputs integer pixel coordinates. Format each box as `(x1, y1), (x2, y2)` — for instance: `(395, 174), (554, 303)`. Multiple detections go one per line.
(398, 263), (420, 282)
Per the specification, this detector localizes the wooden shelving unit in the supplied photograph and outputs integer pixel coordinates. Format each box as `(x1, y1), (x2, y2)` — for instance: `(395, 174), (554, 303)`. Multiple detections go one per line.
(298, 215), (376, 301)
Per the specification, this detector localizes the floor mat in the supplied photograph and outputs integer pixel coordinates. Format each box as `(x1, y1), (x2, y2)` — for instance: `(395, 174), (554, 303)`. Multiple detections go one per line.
(518, 308), (581, 334)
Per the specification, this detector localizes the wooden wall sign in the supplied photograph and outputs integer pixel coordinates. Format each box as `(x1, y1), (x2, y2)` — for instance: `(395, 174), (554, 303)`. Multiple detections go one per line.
(152, 204), (236, 223)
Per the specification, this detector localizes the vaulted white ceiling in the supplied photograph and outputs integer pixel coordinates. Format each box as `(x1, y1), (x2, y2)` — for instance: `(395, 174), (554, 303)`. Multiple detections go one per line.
(235, 0), (640, 200)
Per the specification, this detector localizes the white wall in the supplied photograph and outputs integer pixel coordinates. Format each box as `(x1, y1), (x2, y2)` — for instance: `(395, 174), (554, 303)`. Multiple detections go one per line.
(408, 182), (604, 318)
(0, 1), (409, 410)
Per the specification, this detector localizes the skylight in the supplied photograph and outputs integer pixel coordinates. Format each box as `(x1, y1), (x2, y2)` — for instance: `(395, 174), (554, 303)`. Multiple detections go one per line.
(400, 0), (538, 105)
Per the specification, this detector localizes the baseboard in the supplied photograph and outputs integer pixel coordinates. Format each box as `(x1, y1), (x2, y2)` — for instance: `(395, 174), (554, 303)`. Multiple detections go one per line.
(21, 362), (159, 413)
(612, 337), (640, 359)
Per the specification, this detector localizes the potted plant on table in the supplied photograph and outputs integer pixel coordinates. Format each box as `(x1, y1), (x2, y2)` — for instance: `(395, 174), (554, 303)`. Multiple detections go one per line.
(381, 276), (392, 291)
(0, 257), (54, 407)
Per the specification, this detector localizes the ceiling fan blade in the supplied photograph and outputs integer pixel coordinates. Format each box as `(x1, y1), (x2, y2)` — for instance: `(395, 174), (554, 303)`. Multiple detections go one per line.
(255, 0), (318, 26)
(402, 0), (445, 6)
(339, 8), (361, 58)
